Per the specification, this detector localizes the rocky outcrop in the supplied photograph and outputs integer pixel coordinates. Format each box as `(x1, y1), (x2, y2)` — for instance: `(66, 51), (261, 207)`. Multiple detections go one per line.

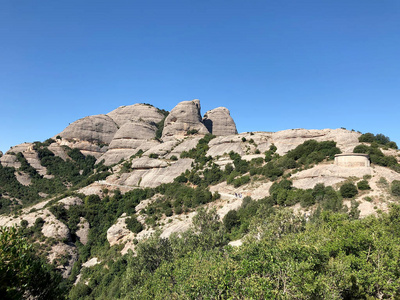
(203, 107), (237, 136)
(97, 104), (167, 165)
(48, 243), (78, 278)
(162, 100), (209, 140)
(0, 153), (21, 168)
(97, 120), (160, 165)
(59, 140), (108, 158)
(59, 196), (83, 209)
(110, 158), (194, 188)
(0, 143), (49, 176)
(57, 114), (118, 145)
(131, 157), (168, 169)
(76, 217), (89, 245)
(270, 128), (360, 155)
(107, 103), (165, 127)
(291, 164), (373, 190)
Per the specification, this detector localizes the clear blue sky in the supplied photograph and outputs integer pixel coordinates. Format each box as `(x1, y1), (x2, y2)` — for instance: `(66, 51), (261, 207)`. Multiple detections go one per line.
(1, 0), (399, 153)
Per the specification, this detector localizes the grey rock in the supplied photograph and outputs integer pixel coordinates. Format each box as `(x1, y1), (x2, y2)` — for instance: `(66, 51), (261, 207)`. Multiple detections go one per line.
(0, 154), (21, 168)
(76, 217), (89, 245)
(142, 140), (179, 158)
(165, 137), (202, 159)
(57, 114), (118, 145)
(112, 121), (157, 142)
(119, 158), (194, 187)
(15, 172), (32, 186)
(60, 140), (107, 158)
(162, 99), (209, 140)
(131, 157), (168, 169)
(97, 140), (160, 166)
(107, 103), (165, 127)
(203, 107), (237, 136)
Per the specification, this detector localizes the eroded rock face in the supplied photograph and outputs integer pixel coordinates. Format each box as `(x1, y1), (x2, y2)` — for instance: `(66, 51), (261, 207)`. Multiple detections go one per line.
(0, 154), (21, 168)
(115, 158), (194, 187)
(203, 107), (237, 136)
(97, 104), (166, 165)
(162, 100), (209, 140)
(76, 217), (89, 245)
(57, 114), (118, 145)
(107, 103), (165, 127)
(97, 120), (160, 165)
(270, 128), (361, 155)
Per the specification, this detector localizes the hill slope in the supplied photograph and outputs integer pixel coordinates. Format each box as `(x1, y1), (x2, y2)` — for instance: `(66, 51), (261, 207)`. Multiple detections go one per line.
(1, 99), (400, 299)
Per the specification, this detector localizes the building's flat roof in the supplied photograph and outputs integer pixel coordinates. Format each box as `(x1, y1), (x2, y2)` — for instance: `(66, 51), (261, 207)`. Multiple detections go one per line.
(334, 153), (369, 158)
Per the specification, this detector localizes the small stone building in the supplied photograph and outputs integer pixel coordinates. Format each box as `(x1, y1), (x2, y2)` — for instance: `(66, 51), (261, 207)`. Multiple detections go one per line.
(334, 153), (370, 167)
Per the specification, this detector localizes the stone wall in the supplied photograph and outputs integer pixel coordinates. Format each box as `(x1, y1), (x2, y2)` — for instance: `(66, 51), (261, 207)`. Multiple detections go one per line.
(334, 153), (370, 167)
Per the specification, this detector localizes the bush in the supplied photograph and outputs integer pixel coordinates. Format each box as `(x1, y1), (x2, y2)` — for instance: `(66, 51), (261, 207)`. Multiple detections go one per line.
(223, 210), (240, 232)
(340, 182), (358, 198)
(357, 180), (371, 190)
(391, 180), (400, 196)
(359, 133), (375, 143)
(126, 216), (143, 234)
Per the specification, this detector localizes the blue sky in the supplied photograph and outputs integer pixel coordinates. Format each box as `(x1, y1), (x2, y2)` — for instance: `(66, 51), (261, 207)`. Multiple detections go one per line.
(1, 0), (399, 153)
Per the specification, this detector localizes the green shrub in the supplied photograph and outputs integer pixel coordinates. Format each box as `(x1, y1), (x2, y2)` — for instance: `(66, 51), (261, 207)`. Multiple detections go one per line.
(340, 182), (358, 198)
(223, 210), (240, 232)
(391, 180), (400, 196)
(126, 216), (143, 234)
(357, 180), (371, 190)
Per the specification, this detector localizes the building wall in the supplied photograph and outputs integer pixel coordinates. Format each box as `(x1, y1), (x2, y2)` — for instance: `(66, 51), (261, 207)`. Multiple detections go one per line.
(335, 155), (370, 167)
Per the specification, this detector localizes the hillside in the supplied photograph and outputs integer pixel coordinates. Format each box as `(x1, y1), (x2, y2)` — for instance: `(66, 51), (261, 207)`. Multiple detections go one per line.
(1, 99), (400, 299)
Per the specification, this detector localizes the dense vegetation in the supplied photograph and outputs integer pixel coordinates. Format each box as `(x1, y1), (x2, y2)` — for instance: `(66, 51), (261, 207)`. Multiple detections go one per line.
(359, 132), (398, 149)
(353, 143), (400, 172)
(0, 141), (110, 214)
(0, 226), (66, 299)
(64, 204), (400, 299)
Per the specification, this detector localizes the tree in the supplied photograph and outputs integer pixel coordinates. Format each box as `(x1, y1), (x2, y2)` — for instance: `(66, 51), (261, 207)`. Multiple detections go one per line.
(340, 182), (358, 198)
(0, 226), (65, 299)
(358, 132), (375, 143)
(223, 210), (240, 232)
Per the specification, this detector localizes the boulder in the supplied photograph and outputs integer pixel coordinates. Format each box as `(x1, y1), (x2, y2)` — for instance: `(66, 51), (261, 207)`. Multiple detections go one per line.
(57, 114), (118, 145)
(107, 103), (165, 127)
(203, 107), (237, 136)
(162, 99), (209, 140)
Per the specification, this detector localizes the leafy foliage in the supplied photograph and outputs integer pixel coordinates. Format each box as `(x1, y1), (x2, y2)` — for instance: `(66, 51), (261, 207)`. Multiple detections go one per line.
(0, 226), (65, 299)
(340, 182), (358, 198)
(359, 132), (398, 149)
(357, 179), (371, 190)
(391, 180), (400, 196)
(354, 144), (400, 171)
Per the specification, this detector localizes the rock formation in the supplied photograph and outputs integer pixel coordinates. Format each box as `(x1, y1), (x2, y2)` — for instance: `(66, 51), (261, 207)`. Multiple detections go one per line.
(107, 103), (165, 127)
(57, 114), (118, 145)
(162, 99), (209, 140)
(203, 107), (238, 136)
(97, 120), (160, 165)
